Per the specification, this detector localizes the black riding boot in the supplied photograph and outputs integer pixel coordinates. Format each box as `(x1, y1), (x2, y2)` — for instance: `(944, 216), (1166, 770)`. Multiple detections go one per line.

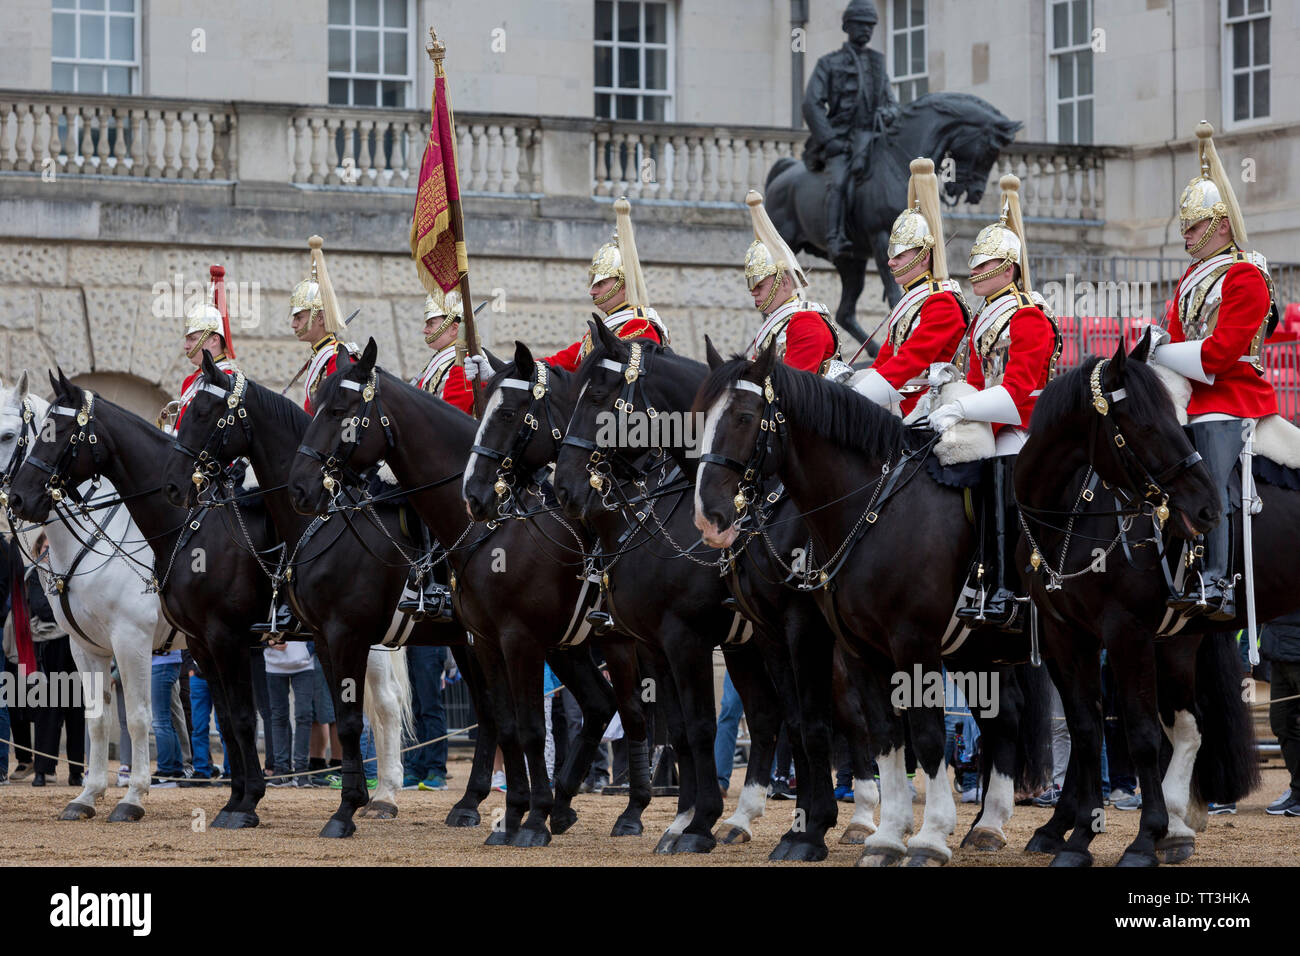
(1169, 419), (1244, 621)
(252, 602), (307, 639)
(958, 455), (1023, 632)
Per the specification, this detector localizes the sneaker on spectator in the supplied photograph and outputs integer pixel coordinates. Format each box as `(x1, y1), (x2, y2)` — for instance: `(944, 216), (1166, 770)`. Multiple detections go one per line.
(833, 784), (854, 802)
(0, 771), (9, 786)
(366, 777), (378, 791)
(1113, 791), (1142, 811)
(11, 764), (33, 781)
(768, 777), (796, 800)
(491, 770), (507, 792)
(418, 775), (448, 791)
(960, 788), (981, 804)
(1285, 804), (1300, 818)
(150, 776), (178, 789)
(402, 773), (421, 791)
(267, 772), (295, 787)
(1265, 790), (1300, 816)
(1032, 784), (1061, 808)
(326, 774), (344, 790)
(579, 774), (609, 794)
(1207, 802), (1236, 815)
(116, 766), (131, 787)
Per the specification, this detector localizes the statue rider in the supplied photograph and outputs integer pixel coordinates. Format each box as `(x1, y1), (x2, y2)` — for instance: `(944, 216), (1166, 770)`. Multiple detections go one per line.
(802, 0), (901, 263)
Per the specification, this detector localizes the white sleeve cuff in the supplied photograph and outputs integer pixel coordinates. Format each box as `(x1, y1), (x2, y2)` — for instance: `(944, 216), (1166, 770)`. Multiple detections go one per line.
(1151, 340), (1215, 385)
(851, 368), (903, 407)
(955, 385), (1021, 425)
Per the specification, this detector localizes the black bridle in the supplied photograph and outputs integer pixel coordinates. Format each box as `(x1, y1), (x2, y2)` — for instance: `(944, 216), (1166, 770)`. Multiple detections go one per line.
(471, 360), (565, 507)
(296, 368), (396, 496)
(0, 395), (37, 500)
(696, 375), (785, 516)
(23, 389), (107, 506)
(172, 370), (256, 495)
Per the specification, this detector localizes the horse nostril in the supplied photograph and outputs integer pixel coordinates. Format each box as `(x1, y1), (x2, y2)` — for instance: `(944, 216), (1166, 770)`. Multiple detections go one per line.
(1197, 505), (1219, 525)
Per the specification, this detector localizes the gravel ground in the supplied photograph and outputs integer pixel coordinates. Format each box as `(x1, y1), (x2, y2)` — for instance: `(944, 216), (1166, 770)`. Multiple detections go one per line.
(1, 758), (1296, 866)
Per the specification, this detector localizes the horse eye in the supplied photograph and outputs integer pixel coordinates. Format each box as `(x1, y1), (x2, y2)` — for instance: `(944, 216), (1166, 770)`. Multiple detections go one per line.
(0, 432), (13, 442)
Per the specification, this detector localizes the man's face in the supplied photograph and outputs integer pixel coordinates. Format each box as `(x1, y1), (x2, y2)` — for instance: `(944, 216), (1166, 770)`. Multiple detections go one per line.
(184, 331), (221, 368)
(888, 248), (931, 287)
(970, 261), (1018, 297)
(845, 19), (874, 46)
(750, 273), (793, 313)
(1182, 217), (1233, 260)
(590, 277), (622, 311)
(424, 315), (459, 351)
(291, 308), (324, 343)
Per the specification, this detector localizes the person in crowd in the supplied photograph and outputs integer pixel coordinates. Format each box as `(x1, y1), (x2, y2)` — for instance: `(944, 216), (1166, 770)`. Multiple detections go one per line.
(402, 645), (449, 791)
(1263, 612), (1300, 817)
(264, 639), (315, 787)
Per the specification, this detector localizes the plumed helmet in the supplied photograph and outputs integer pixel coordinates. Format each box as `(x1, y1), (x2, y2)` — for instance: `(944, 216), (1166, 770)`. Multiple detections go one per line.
(1179, 121), (1248, 254)
(969, 175), (1032, 292)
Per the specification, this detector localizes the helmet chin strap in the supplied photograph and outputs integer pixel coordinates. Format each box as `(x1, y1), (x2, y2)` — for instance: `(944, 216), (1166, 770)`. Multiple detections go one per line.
(187, 334), (219, 360)
(593, 276), (625, 307)
(970, 257), (1014, 285)
(890, 245), (929, 278)
(425, 313), (458, 345)
(1185, 212), (1226, 257)
(758, 266), (786, 313)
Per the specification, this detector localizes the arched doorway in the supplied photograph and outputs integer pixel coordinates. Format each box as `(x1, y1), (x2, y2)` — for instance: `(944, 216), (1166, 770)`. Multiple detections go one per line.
(69, 372), (172, 425)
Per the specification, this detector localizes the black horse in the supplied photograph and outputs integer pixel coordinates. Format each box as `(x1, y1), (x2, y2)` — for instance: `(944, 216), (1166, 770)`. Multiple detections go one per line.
(544, 325), (890, 860)
(1016, 340), (1268, 866)
(287, 340), (652, 847)
(9, 370), (275, 830)
(466, 339), (790, 856)
(158, 353), (502, 836)
(693, 343), (1051, 866)
(765, 91), (1020, 343)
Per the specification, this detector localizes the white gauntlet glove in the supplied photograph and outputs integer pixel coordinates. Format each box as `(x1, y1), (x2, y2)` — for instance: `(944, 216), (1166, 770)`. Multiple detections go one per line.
(463, 354), (492, 382)
(927, 401), (964, 434)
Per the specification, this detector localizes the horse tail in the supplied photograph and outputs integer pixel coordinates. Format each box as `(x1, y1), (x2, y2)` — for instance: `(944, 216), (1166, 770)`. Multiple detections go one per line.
(765, 156), (797, 193)
(1191, 632), (1260, 803)
(1013, 662), (1053, 793)
(364, 646), (415, 743)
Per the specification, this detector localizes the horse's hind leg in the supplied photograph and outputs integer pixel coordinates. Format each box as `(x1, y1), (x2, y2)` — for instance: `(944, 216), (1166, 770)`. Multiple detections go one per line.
(500, 633), (555, 847)
(714, 639), (778, 848)
(217, 634), (264, 827)
(472, 635), (528, 845)
(545, 645), (616, 837)
(113, 638), (154, 820)
(60, 643), (108, 820)
(596, 634), (651, 836)
(358, 647), (406, 819)
(963, 664), (1020, 852)
(318, 633), (371, 838)
(445, 643), (492, 827)
(1049, 637), (1107, 867)
(899, 651), (957, 867)
(1154, 637), (1207, 863)
(833, 644), (878, 844)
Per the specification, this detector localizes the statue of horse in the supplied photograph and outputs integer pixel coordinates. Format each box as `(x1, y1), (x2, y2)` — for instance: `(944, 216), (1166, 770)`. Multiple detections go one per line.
(765, 91), (1021, 348)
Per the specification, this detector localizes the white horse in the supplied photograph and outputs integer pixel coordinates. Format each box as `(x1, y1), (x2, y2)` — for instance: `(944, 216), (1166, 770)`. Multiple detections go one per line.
(0, 375), (412, 821)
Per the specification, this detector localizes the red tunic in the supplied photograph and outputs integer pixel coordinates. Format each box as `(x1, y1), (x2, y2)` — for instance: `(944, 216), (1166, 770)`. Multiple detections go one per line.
(440, 363), (475, 415)
(871, 291), (966, 416)
(966, 300), (1055, 434)
(174, 358), (235, 430)
(1166, 260), (1277, 419)
(303, 350), (340, 416)
(781, 312), (837, 373)
(544, 315), (663, 372)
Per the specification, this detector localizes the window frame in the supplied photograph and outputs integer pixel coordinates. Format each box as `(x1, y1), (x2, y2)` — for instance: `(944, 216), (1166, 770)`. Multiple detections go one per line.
(887, 0), (929, 105)
(1220, 0), (1271, 131)
(50, 0), (142, 96)
(326, 0), (417, 109)
(1044, 0), (1095, 145)
(593, 0), (675, 122)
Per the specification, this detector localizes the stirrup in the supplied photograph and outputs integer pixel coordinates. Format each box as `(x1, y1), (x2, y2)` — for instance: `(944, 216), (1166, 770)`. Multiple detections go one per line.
(399, 583), (454, 624)
(585, 609), (616, 636)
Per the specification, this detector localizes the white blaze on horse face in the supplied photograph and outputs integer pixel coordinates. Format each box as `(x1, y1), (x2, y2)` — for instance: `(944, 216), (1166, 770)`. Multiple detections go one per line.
(463, 386), (507, 504)
(693, 390), (737, 548)
(1160, 709), (1202, 841)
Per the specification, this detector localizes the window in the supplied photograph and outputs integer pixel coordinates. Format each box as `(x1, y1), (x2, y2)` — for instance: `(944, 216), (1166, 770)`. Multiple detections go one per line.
(327, 0), (414, 107)
(594, 1), (673, 121)
(1223, 0), (1270, 126)
(51, 0), (139, 95)
(889, 0), (928, 104)
(1047, 0), (1093, 144)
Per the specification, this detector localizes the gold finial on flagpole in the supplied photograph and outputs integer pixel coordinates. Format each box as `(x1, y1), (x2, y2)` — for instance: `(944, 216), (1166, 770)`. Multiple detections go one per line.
(427, 27), (445, 73)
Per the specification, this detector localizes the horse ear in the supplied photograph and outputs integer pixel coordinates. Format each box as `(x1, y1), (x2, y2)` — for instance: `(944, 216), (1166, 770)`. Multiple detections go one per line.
(485, 348), (507, 374)
(753, 337), (779, 382)
(1128, 326), (1154, 365)
(356, 337), (378, 375)
(16, 369), (28, 399)
(592, 315), (624, 357)
(704, 335), (725, 371)
(57, 366), (75, 396)
(201, 350), (220, 382)
(1104, 338), (1127, 390)
(512, 340), (533, 374)
(48, 369), (60, 398)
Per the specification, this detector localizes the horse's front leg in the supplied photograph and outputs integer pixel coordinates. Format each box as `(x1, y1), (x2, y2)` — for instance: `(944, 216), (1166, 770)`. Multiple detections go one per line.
(60, 643), (109, 820)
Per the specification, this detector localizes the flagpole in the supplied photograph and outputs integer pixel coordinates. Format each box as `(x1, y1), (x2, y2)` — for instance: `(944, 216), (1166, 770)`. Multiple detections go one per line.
(427, 27), (485, 417)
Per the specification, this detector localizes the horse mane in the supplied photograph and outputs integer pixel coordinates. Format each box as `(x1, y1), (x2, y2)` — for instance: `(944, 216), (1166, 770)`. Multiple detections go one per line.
(242, 376), (309, 436)
(1030, 355), (1175, 435)
(694, 357), (905, 463)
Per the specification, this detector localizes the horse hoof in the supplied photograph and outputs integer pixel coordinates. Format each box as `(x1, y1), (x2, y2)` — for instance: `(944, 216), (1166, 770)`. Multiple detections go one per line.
(856, 847), (904, 867)
(108, 802), (145, 823)
(961, 827), (1007, 852)
(318, 817), (354, 838)
(1155, 836), (1195, 865)
(1049, 849), (1094, 868)
(445, 807), (481, 828)
(839, 822), (874, 845)
(1024, 831), (1065, 855)
(903, 846), (950, 867)
(770, 839), (827, 863)
(59, 802), (96, 821)
(610, 817), (643, 837)
(551, 807), (578, 835)
(714, 825), (751, 845)
(671, 832), (717, 855)
(361, 800), (398, 820)
(210, 810), (234, 829)
(508, 826), (551, 848)
(227, 811), (259, 830)
(654, 832), (680, 854)
(484, 828), (515, 846)
(1117, 850), (1160, 868)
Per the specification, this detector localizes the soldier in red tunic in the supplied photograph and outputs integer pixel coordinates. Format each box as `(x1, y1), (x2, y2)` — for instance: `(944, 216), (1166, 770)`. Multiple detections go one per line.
(411, 287), (474, 414)
(461, 198), (669, 385)
(742, 190), (841, 374)
(291, 235), (359, 415)
(171, 273), (238, 434)
(851, 158), (968, 415)
(930, 175), (1059, 630)
(1149, 122), (1278, 620)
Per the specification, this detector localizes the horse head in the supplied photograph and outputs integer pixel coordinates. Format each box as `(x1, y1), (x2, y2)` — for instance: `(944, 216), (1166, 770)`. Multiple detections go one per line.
(894, 92), (1022, 207)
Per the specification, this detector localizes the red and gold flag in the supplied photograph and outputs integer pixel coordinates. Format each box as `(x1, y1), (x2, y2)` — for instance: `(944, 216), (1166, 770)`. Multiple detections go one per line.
(410, 72), (466, 294)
